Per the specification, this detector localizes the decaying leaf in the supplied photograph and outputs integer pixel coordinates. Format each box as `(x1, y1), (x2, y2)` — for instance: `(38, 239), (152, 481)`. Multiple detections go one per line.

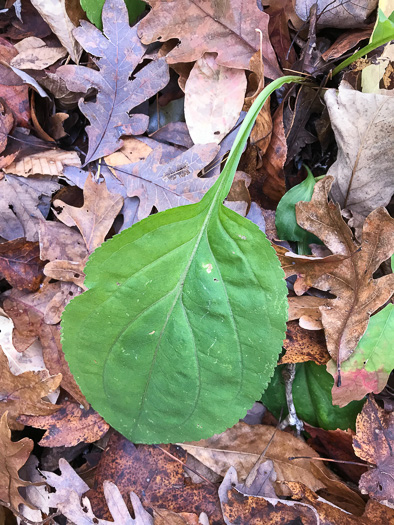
(325, 83), (394, 230)
(0, 346), (61, 425)
(18, 399), (109, 447)
(2, 147), (81, 177)
(280, 321), (330, 365)
(11, 36), (67, 70)
(353, 397), (394, 503)
(288, 295), (325, 330)
(0, 412), (34, 510)
(182, 421), (333, 495)
(185, 53), (247, 145)
(54, 173), (123, 253)
(109, 143), (219, 221)
(277, 176), (394, 367)
(138, 0), (281, 78)
(295, 0), (377, 28)
(58, 0), (170, 164)
(0, 238), (45, 292)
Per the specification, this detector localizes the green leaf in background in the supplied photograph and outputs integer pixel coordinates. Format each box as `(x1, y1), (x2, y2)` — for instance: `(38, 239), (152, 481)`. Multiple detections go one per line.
(275, 166), (320, 254)
(327, 303), (394, 407)
(261, 362), (365, 431)
(333, 8), (394, 76)
(80, 0), (146, 29)
(61, 75), (305, 444)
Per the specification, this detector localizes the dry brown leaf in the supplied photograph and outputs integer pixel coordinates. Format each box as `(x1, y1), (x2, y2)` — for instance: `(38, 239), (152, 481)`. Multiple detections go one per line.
(280, 321), (330, 365)
(3, 148), (81, 177)
(54, 173), (123, 253)
(0, 412), (34, 510)
(353, 397), (394, 503)
(278, 176), (394, 366)
(104, 137), (154, 167)
(3, 285), (87, 406)
(18, 399), (109, 447)
(325, 83), (394, 230)
(138, 0), (281, 78)
(182, 421), (333, 495)
(295, 0), (377, 28)
(288, 295), (325, 329)
(0, 238), (45, 292)
(0, 346), (61, 426)
(185, 52), (247, 145)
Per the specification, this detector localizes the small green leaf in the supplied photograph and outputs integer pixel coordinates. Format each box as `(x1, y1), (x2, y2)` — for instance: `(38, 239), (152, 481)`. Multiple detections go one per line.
(261, 362), (365, 430)
(80, 0), (146, 29)
(61, 75), (305, 444)
(275, 166), (320, 254)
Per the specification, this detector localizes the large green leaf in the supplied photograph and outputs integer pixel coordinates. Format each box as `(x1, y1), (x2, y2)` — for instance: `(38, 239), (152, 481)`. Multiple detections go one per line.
(61, 75), (304, 444)
(261, 362), (365, 431)
(80, 0), (146, 29)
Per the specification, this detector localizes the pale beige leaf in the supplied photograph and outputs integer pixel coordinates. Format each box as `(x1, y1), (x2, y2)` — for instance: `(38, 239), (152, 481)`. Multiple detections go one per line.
(3, 149), (81, 177)
(30, 0), (82, 62)
(325, 83), (394, 229)
(295, 0), (377, 28)
(185, 53), (247, 144)
(11, 37), (67, 70)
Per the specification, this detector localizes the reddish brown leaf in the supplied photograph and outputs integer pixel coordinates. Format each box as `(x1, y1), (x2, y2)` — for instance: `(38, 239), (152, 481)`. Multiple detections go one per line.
(0, 412), (34, 510)
(0, 238), (45, 292)
(322, 26), (373, 61)
(57, 0), (169, 164)
(138, 0), (281, 78)
(278, 176), (394, 366)
(86, 432), (223, 524)
(18, 400), (109, 447)
(0, 346), (61, 426)
(0, 98), (13, 155)
(353, 397), (394, 503)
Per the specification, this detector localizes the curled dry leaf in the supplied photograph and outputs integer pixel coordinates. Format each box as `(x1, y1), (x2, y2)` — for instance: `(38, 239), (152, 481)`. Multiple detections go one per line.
(278, 176), (394, 368)
(353, 397), (394, 503)
(185, 53), (247, 145)
(0, 346), (61, 426)
(138, 0), (281, 78)
(0, 238), (45, 292)
(54, 173), (123, 253)
(18, 399), (109, 447)
(2, 147), (81, 177)
(57, 0), (170, 164)
(288, 295), (325, 329)
(325, 83), (394, 230)
(0, 412), (34, 510)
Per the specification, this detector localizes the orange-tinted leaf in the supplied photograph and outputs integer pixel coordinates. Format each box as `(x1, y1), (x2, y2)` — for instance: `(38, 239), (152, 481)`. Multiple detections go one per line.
(0, 238), (45, 292)
(280, 321), (330, 365)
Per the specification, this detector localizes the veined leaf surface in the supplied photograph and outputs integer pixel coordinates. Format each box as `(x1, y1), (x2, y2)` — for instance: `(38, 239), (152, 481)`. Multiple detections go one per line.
(61, 76), (303, 444)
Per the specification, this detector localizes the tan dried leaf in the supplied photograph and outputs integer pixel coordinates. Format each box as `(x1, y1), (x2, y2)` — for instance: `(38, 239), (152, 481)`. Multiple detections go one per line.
(54, 173), (123, 253)
(11, 37), (67, 70)
(278, 176), (394, 365)
(0, 412), (34, 510)
(3, 148), (81, 177)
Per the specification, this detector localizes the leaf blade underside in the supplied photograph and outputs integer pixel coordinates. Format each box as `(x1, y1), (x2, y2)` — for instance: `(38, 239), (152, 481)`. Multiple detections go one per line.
(61, 76), (303, 444)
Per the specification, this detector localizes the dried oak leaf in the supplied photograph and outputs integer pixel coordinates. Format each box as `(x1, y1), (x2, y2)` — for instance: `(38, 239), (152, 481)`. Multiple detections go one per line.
(111, 143), (219, 221)
(138, 0), (281, 78)
(276, 176), (394, 366)
(0, 238), (45, 292)
(57, 0), (169, 164)
(353, 397), (394, 503)
(43, 459), (154, 524)
(18, 399), (109, 448)
(3, 285), (86, 406)
(0, 412), (34, 510)
(54, 173), (123, 253)
(0, 347), (61, 426)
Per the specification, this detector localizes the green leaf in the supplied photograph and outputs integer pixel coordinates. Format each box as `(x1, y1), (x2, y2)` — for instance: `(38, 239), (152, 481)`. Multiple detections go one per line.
(80, 0), (146, 29)
(333, 8), (394, 76)
(275, 166), (320, 254)
(61, 75), (305, 444)
(261, 362), (365, 431)
(327, 303), (394, 407)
